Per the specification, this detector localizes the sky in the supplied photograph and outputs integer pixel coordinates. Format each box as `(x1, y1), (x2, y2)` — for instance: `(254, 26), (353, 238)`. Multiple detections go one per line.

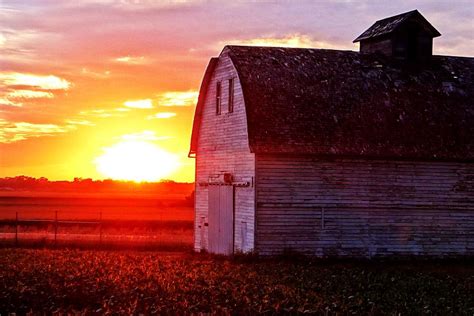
(0, 0), (473, 182)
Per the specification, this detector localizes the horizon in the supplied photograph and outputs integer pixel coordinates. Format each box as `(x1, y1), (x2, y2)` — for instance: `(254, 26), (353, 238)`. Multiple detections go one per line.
(1, 1), (473, 182)
(0, 175), (193, 184)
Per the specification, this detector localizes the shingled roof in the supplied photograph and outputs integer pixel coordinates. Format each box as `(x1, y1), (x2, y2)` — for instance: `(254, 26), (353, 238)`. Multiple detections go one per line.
(353, 10), (441, 43)
(190, 45), (474, 161)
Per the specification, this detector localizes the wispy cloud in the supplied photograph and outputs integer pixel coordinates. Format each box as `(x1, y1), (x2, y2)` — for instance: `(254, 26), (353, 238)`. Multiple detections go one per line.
(0, 72), (70, 107)
(6, 90), (54, 99)
(0, 28), (59, 65)
(0, 72), (71, 90)
(147, 112), (176, 119)
(156, 90), (198, 107)
(81, 67), (111, 79)
(0, 98), (21, 107)
(120, 131), (172, 141)
(113, 56), (148, 65)
(224, 34), (346, 49)
(0, 33), (6, 46)
(123, 99), (153, 109)
(0, 89), (54, 107)
(0, 119), (75, 143)
(65, 119), (95, 126)
(79, 108), (130, 118)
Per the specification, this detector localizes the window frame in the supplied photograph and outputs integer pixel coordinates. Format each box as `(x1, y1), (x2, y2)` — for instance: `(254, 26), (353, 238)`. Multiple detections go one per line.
(228, 78), (234, 113)
(216, 81), (222, 115)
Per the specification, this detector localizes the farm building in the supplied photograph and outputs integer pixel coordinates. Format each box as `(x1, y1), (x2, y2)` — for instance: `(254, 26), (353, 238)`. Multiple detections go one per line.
(189, 10), (474, 257)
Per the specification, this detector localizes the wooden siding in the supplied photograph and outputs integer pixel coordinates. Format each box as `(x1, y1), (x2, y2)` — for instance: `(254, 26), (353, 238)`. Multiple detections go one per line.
(194, 50), (255, 253)
(360, 38), (393, 56)
(256, 155), (474, 257)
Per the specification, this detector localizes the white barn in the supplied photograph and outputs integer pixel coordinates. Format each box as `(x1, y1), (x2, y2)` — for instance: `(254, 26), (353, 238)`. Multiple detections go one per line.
(189, 10), (474, 257)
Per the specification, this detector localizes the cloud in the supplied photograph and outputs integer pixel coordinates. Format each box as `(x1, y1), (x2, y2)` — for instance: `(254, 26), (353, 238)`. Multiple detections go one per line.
(0, 89), (54, 107)
(156, 90), (198, 107)
(0, 119), (75, 143)
(0, 28), (60, 65)
(0, 98), (21, 107)
(123, 99), (153, 109)
(147, 112), (176, 119)
(113, 56), (148, 65)
(6, 89), (54, 99)
(0, 33), (6, 46)
(81, 67), (111, 79)
(65, 119), (95, 126)
(0, 72), (70, 107)
(79, 108), (130, 118)
(223, 34), (347, 50)
(120, 130), (172, 141)
(0, 72), (71, 90)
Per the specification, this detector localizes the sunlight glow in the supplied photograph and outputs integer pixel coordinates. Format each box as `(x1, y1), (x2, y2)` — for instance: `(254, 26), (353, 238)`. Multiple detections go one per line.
(94, 140), (179, 182)
(123, 99), (153, 109)
(120, 130), (169, 141)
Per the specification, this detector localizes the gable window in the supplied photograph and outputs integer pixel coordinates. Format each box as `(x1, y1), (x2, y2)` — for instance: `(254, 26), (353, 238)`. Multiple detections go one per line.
(216, 81), (221, 115)
(228, 78), (234, 113)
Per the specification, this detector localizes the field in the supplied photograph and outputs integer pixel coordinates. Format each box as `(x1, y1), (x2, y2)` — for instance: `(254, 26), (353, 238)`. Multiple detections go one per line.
(1, 248), (473, 314)
(0, 195), (194, 249)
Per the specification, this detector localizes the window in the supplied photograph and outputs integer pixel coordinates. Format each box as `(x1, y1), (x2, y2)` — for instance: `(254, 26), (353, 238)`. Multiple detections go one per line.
(216, 81), (221, 115)
(228, 78), (234, 113)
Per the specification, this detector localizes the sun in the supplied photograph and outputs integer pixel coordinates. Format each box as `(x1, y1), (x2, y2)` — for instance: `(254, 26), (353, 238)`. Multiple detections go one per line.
(94, 140), (179, 182)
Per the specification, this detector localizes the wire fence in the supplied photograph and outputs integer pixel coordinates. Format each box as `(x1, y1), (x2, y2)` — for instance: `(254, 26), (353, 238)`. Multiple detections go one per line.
(0, 211), (193, 251)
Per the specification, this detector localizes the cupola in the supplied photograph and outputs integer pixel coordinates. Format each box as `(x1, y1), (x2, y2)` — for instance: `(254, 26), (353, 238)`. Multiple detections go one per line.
(353, 10), (441, 63)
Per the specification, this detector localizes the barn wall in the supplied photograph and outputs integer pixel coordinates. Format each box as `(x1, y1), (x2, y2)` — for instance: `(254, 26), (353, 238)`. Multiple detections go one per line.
(360, 38), (393, 56)
(194, 50), (255, 253)
(256, 155), (474, 257)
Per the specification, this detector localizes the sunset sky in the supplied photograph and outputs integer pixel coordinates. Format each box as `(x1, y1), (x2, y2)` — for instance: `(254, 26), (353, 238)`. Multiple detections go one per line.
(1, 1), (472, 182)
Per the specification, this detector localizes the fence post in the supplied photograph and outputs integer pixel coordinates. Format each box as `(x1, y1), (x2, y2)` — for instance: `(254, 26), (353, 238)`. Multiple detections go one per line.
(15, 211), (18, 246)
(54, 210), (58, 246)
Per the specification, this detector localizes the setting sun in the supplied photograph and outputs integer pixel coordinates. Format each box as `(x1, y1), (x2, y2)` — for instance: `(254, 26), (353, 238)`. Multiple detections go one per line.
(94, 140), (179, 182)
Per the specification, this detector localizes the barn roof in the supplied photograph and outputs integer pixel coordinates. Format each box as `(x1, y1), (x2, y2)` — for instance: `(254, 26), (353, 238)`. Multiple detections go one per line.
(353, 10), (441, 43)
(189, 46), (474, 161)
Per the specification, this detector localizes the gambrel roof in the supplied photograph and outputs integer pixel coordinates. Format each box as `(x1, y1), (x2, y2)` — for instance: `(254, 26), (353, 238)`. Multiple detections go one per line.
(353, 10), (441, 43)
(190, 46), (474, 161)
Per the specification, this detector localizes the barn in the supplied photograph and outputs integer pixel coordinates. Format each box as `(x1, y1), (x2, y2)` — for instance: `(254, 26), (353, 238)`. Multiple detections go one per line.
(189, 10), (474, 257)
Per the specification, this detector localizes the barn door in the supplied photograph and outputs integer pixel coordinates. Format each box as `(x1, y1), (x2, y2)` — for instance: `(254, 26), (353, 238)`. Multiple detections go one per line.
(208, 185), (234, 255)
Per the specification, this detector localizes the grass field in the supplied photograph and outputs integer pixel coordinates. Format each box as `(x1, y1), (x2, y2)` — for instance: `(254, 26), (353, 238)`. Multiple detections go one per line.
(1, 248), (473, 314)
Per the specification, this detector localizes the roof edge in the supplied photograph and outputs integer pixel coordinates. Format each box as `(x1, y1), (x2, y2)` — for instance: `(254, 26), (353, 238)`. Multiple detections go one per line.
(188, 57), (219, 158)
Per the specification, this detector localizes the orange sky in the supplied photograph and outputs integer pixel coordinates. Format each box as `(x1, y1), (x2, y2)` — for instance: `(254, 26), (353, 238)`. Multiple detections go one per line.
(1, 1), (472, 182)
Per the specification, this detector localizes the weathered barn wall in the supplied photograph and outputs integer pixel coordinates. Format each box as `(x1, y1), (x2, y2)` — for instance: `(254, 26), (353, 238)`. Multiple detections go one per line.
(195, 51), (255, 253)
(360, 38), (393, 56)
(256, 155), (474, 257)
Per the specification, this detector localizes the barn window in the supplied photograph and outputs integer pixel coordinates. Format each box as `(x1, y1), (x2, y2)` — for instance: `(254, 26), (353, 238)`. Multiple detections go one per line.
(228, 78), (234, 113)
(216, 81), (221, 115)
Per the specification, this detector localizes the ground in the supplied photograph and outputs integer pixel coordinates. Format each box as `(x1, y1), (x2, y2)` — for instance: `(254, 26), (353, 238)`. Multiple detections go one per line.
(0, 249), (473, 315)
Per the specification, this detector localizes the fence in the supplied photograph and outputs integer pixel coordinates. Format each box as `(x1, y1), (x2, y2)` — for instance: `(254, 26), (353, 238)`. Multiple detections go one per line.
(0, 211), (193, 250)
